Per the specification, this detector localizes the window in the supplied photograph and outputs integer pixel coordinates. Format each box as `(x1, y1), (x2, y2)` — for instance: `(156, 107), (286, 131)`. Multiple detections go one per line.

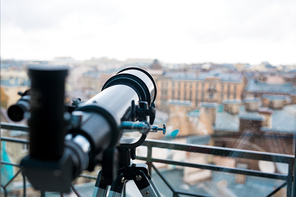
(234, 84), (237, 99)
(184, 82), (187, 100)
(227, 84), (231, 99)
(221, 84), (224, 100)
(22, 144), (29, 153)
(172, 90), (175, 99)
(201, 83), (205, 101)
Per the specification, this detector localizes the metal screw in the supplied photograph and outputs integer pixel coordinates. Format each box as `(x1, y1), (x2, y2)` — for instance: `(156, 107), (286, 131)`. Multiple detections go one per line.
(145, 191), (149, 195)
(53, 170), (61, 177)
(135, 175), (142, 181)
(121, 177), (125, 183)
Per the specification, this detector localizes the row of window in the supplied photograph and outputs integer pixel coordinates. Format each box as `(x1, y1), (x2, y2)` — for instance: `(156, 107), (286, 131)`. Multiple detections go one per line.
(161, 89), (239, 102)
(160, 81), (238, 92)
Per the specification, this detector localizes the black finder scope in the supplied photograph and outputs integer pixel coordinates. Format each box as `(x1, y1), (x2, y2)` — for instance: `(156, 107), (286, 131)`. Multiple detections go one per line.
(14, 66), (162, 192)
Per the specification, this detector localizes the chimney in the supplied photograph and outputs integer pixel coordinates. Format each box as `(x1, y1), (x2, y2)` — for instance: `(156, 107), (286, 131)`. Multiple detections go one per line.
(244, 98), (260, 112)
(239, 113), (264, 133)
(269, 99), (284, 110)
(258, 108), (273, 128)
(291, 95), (296, 104)
(223, 100), (241, 115)
(198, 103), (218, 136)
(200, 103), (218, 126)
(262, 97), (270, 108)
(262, 95), (286, 110)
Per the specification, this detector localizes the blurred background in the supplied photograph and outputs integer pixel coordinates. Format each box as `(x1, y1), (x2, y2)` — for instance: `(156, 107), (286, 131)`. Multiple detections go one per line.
(1, 1), (296, 196)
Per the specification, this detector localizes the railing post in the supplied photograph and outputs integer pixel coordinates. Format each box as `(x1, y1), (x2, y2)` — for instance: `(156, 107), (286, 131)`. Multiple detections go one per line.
(41, 190), (46, 197)
(147, 144), (153, 176)
(288, 162), (293, 197)
(22, 173), (26, 197)
(1, 184), (8, 197)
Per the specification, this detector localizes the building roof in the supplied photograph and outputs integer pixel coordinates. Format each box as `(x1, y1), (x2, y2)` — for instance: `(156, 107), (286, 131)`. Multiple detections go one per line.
(261, 94), (290, 101)
(165, 72), (198, 80)
(200, 103), (218, 108)
(214, 105), (296, 133)
(243, 98), (260, 102)
(214, 111), (240, 132)
(239, 113), (264, 121)
(82, 70), (101, 78)
(222, 100), (242, 104)
(261, 105), (296, 133)
(197, 71), (243, 82)
(1, 78), (30, 87)
(164, 70), (243, 83)
(168, 100), (191, 106)
(187, 109), (200, 117)
(246, 79), (293, 94)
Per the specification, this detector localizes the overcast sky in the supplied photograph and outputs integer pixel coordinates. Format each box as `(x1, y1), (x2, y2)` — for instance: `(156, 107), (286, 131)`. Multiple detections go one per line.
(1, 0), (296, 65)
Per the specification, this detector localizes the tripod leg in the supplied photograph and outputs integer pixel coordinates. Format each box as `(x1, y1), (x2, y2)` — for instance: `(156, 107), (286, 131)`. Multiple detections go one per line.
(148, 178), (162, 197)
(133, 170), (161, 197)
(108, 173), (125, 197)
(92, 171), (109, 197)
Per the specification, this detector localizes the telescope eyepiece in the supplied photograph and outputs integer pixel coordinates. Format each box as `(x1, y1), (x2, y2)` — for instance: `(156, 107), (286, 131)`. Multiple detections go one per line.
(8, 104), (26, 121)
(7, 95), (31, 122)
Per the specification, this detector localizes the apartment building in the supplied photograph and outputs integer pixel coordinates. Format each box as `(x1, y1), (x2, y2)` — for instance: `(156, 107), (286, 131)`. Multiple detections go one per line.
(155, 70), (245, 110)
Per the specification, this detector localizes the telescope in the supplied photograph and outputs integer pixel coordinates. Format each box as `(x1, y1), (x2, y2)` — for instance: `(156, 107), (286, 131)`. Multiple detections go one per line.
(8, 66), (165, 193)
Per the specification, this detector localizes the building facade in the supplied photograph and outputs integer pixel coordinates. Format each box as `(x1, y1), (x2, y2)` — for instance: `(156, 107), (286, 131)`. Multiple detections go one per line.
(155, 71), (245, 111)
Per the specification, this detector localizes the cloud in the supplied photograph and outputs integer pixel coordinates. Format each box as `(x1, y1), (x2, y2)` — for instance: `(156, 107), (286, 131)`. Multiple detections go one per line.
(1, 0), (296, 64)
(2, 0), (123, 31)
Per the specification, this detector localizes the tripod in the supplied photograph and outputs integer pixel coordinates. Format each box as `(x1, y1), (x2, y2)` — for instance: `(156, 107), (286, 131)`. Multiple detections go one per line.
(92, 140), (161, 197)
(92, 101), (166, 197)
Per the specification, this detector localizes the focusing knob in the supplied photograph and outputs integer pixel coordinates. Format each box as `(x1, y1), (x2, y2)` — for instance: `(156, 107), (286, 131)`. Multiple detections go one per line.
(150, 123), (166, 135)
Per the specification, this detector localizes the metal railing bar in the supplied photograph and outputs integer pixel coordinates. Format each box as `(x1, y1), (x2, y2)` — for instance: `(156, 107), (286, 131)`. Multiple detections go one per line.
(1, 137), (29, 144)
(142, 158), (288, 181)
(151, 163), (178, 195)
(175, 190), (212, 197)
(1, 161), (20, 167)
(266, 181), (287, 197)
(1, 124), (293, 163)
(22, 173), (26, 197)
(4, 169), (21, 188)
(213, 133), (294, 139)
(1, 123), (294, 196)
(1, 184), (8, 197)
(152, 164), (211, 197)
(287, 164), (293, 197)
(141, 140), (294, 164)
(1, 123), (29, 132)
(70, 184), (81, 197)
(1, 124), (293, 164)
(78, 174), (97, 180)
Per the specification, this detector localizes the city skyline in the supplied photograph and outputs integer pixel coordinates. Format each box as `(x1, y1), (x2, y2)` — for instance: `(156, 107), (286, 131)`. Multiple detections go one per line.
(2, 0), (296, 65)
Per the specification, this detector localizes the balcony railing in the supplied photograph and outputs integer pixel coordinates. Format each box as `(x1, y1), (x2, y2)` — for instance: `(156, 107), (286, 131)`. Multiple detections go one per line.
(1, 122), (295, 197)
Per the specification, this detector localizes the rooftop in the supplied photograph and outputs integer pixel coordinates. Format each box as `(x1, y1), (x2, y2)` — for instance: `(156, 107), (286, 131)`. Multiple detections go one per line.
(164, 70), (243, 83)
(214, 105), (296, 133)
(1, 78), (30, 87)
(246, 79), (293, 94)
